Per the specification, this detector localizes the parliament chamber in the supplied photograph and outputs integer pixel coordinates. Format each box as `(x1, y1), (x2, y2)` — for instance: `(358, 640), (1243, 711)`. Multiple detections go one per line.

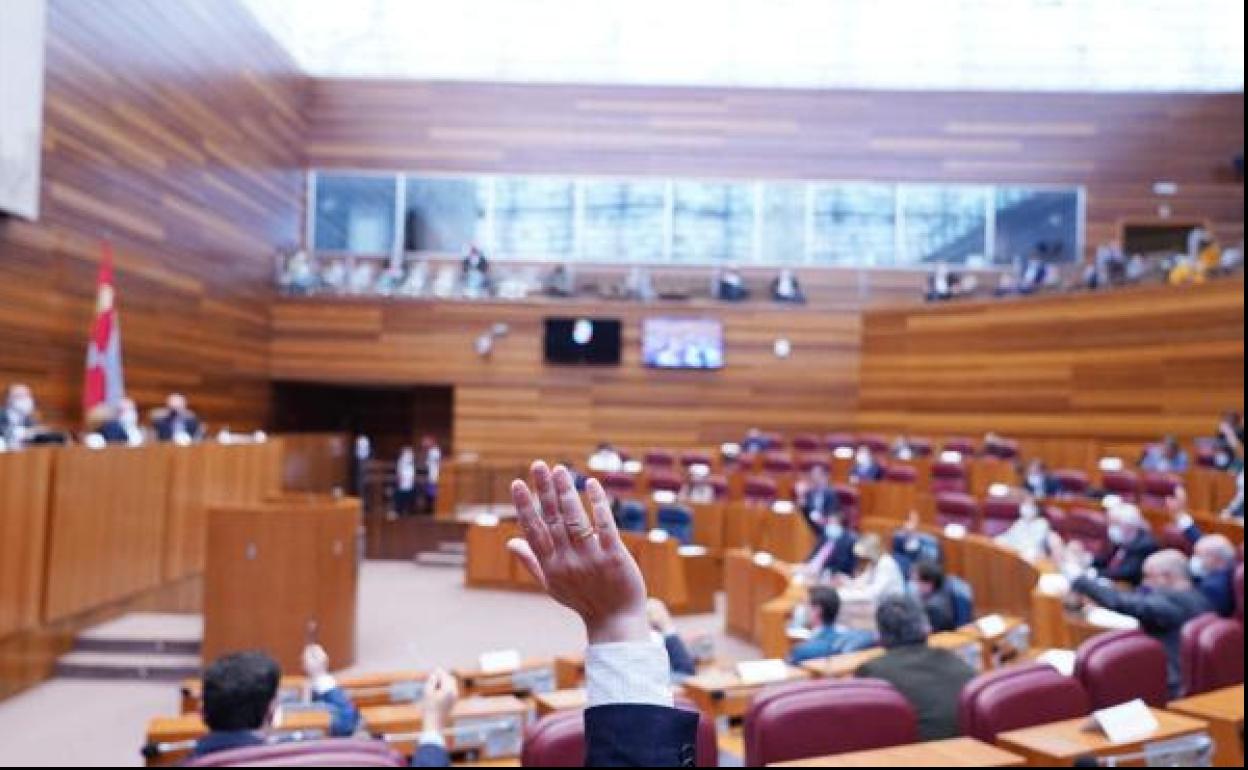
(1, 0), (1245, 767)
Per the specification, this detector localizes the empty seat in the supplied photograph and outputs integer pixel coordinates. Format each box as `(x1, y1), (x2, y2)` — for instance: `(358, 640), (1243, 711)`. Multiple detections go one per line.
(763, 451), (795, 473)
(521, 703), (717, 767)
(1181, 614), (1245, 696)
(858, 434), (890, 454)
(1101, 469), (1140, 501)
(930, 461), (968, 494)
(791, 433), (822, 453)
(656, 504), (694, 545)
(943, 437), (977, 456)
(1054, 507), (1109, 555)
(679, 450), (712, 468)
(1074, 630), (1169, 708)
(797, 452), (831, 472)
(647, 469), (683, 493)
(981, 496), (1021, 537)
(883, 464), (918, 483)
(600, 472), (637, 496)
(908, 437), (934, 457)
(762, 432), (785, 451)
(744, 679), (918, 767)
(984, 439), (1020, 460)
(1052, 469), (1090, 497)
(643, 449), (676, 468)
(935, 492), (980, 531)
(185, 739), (403, 767)
(1140, 472), (1181, 508)
(959, 662), (1090, 743)
(744, 475), (779, 504)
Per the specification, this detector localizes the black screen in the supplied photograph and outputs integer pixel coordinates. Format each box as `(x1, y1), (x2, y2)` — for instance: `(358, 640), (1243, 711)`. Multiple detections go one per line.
(544, 318), (622, 365)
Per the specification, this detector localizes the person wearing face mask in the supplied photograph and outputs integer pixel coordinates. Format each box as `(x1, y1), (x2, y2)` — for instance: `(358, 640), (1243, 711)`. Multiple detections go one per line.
(1022, 459), (1058, 499)
(800, 464), (841, 532)
(152, 393), (202, 443)
(835, 533), (906, 606)
(1093, 503), (1158, 587)
(994, 495), (1051, 561)
(803, 511), (858, 579)
(850, 446), (884, 482)
(1072, 550), (1211, 697)
(787, 586), (875, 665)
(1, 383), (40, 448)
(95, 397), (146, 446)
(1184, 533), (1238, 617)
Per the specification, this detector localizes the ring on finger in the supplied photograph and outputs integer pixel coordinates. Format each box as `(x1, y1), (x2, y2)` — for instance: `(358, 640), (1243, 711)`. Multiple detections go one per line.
(566, 521), (596, 541)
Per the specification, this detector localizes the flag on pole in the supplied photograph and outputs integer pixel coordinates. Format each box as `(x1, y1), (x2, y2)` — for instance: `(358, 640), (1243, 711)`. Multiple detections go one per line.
(83, 242), (125, 419)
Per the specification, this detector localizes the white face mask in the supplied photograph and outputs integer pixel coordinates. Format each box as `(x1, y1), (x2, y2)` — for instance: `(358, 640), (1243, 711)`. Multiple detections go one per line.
(1020, 503), (1039, 520)
(1189, 556), (1207, 578)
(824, 522), (844, 541)
(856, 451), (871, 466)
(1107, 524), (1126, 544)
(10, 395), (34, 416)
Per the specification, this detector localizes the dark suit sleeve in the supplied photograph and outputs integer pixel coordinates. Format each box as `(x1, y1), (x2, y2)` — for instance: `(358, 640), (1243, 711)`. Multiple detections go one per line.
(1101, 536), (1156, 585)
(924, 593), (956, 632)
(584, 704), (699, 767)
(312, 685), (360, 736)
(1072, 577), (1187, 632)
(663, 634), (697, 677)
(410, 742), (450, 767)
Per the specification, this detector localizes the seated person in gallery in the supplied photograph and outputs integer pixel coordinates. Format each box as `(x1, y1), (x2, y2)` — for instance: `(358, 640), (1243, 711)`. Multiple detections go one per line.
(543, 263), (575, 298)
(398, 258), (431, 297)
(802, 510), (858, 580)
(347, 258), (377, 295)
(681, 463), (717, 504)
(319, 257), (348, 294)
(924, 264), (972, 301)
(151, 393), (202, 443)
(1021, 458), (1059, 498)
(770, 268), (805, 303)
(460, 244), (492, 297)
(994, 495), (1052, 562)
(1017, 242), (1058, 294)
(799, 465), (841, 531)
(849, 445), (884, 482)
(787, 586), (875, 665)
(1139, 434), (1190, 473)
(1092, 502), (1159, 587)
(587, 442), (623, 473)
(912, 560), (973, 633)
(393, 446), (419, 516)
(891, 435), (916, 461)
(0, 382), (41, 450)
(94, 397), (147, 447)
(741, 427), (769, 455)
(714, 267), (750, 302)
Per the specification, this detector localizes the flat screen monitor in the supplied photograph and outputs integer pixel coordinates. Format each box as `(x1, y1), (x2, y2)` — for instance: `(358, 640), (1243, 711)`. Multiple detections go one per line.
(543, 317), (622, 365)
(642, 318), (724, 370)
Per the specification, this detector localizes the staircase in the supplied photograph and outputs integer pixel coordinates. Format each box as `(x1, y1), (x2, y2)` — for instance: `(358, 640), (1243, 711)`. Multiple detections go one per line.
(55, 612), (201, 682)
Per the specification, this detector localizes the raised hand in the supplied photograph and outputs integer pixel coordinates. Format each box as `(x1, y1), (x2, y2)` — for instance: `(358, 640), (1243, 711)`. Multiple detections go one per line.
(421, 669), (457, 736)
(507, 461), (649, 645)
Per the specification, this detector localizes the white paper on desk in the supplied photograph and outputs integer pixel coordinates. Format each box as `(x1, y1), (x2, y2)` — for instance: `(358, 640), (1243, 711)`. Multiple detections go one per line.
(1037, 649), (1077, 677)
(976, 613), (1008, 637)
(1092, 698), (1158, 744)
(678, 544), (708, 557)
(736, 659), (789, 685)
(944, 523), (968, 539)
(1085, 608), (1140, 630)
(479, 649), (522, 673)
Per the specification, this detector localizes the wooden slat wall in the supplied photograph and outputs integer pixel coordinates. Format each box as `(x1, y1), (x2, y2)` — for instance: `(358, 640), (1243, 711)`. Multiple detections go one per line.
(858, 278), (1245, 446)
(0, 0), (307, 429)
(271, 299), (861, 461)
(307, 81), (1245, 256)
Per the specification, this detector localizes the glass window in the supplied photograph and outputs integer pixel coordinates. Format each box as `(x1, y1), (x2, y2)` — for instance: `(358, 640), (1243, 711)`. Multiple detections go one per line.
(810, 184), (896, 266)
(313, 173), (397, 254)
(901, 185), (988, 264)
(492, 177), (575, 259)
(581, 180), (666, 263)
(759, 183), (806, 264)
(671, 182), (754, 263)
(403, 177), (486, 254)
(993, 188), (1081, 266)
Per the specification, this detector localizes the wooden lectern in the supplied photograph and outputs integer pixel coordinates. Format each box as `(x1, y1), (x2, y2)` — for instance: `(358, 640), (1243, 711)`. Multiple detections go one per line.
(203, 496), (361, 672)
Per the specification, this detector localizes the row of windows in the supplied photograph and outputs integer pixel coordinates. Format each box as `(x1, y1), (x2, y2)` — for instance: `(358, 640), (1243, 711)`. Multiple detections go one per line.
(310, 172), (1083, 267)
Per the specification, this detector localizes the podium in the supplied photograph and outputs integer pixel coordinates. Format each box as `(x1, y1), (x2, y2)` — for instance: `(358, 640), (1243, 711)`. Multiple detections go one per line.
(203, 496), (361, 672)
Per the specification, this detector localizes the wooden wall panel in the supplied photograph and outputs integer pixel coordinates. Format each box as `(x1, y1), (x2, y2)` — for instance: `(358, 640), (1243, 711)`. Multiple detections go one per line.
(0, 449), (55, 637)
(858, 279), (1245, 447)
(43, 445), (173, 622)
(271, 299), (861, 461)
(0, 0), (307, 430)
(307, 81), (1245, 258)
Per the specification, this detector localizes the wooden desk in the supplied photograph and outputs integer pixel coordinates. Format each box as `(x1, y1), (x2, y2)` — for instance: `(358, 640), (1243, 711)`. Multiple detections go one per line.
(957, 615), (1031, 671)
(361, 696), (528, 760)
(800, 631), (982, 679)
(996, 707), (1209, 766)
(1167, 684), (1244, 768)
(553, 654), (584, 689)
(454, 659), (555, 697)
(534, 688), (588, 716)
(682, 665), (811, 721)
(770, 736), (1026, 767)
(144, 710), (331, 767)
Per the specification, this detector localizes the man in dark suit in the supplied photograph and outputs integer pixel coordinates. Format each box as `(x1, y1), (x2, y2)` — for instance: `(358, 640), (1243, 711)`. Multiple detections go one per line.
(152, 392), (202, 443)
(800, 465), (840, 533)
(0, 382), (39, 448)
(849, 446), (884, 482)
(855, 595), (977, 741)
(1169, 494), (1238, 617)
(509, 462), (698, 767)
(913, 560), (969, 633)
(1022, 459), (1059, 498)
(94, 398), (145, 446)
(1073, 549), (1212, 697)
(1093, 503), (1158, 587)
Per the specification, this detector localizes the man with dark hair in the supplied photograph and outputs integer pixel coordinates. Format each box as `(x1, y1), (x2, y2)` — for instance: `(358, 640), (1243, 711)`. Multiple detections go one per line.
(855, 595), (977, 741)
(914, 561), (958, 632)
(787, 586), (875, 665)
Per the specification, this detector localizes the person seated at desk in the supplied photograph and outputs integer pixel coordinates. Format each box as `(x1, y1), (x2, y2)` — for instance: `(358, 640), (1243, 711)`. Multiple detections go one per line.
(802, 511), (858, 579)
(1093, 503), (1158, 587)
(912, 560), (972, 633)
(1170, 496), (1238, 617)
(742, 427), (769, 455)
(152, 393), (202, 443)
(1022, 458), (1059, 499)
(1140, 435), (1190, 474)
(855, 595), (977, 741)
(770, 268), (805, 304)
(94, 397), (146, 446)
(460, 244), (492, 298)
(646, 599), (696, 678)
(994, 495), (1052, 561)
(682, 463), (716, 504)
(714, 267), (750, 302)
(833, 534), (905, 604)
(1212, 411), (1244, 472)
(891, 435), (916, 461)
(543, 263), (575, 298)
(1071, 550), (1211, 698)
(787, 586), (875, 665)
(849, 445), (884, 482)
(194, 644), (373, 758)
(1, 383), (40, 449)
(587, 442), (623, 473)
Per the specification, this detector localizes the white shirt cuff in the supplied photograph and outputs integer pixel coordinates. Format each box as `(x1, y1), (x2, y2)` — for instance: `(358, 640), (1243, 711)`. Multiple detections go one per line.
(585, 640), (673, 708)
(310, 674), (338, 695)
(418, 730), (446, 749)
(1176, 513), (1195, 530)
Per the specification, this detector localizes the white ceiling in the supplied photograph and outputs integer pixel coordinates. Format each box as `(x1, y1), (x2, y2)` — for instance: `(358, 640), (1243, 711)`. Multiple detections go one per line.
(242, 0), (1245, 92)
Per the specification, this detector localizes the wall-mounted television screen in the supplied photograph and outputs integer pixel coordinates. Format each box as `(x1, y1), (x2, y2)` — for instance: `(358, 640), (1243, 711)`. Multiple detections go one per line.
(642, 318), (724, 370)
(543, 317), (622, 365)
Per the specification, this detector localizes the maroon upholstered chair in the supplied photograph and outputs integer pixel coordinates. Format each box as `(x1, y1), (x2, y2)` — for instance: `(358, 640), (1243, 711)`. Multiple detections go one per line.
(1052, 469), (1090, 497)
(744, 475), (779, 504)
(1056, 507), (1109, 554)
(643, 449), (676, 468)
(935, 492), (980, 531)
(959, 663), (1091, 743)
(1181, 615), (1245, 696)
(908, 437), (934, 457)
(981, 496), (1022, 537)
(791, 433), (822, 453)
(521, 703), (716, 767)
(600, 471), (637, 496)
(762, 432), (785, 451)
(1193, 438), (1219, 469)
(797, 452), (831, 473)
(883, 464), (918, 483)
(1235, 563), (1244, 623)
(704, 474), (729, 501)
(825, 432), (856, 451)
(744, 679), (918, 767)
(833, 484), (861, 528)
(1140, 472), (1181, 508)
(763, 451), (795, 474)
(943, 437), (977, 456)
(1074, 630), (1169, 708)
(984, 438), (1020, 460)
(858, 434), (890, 454)
(184, 739), (403, 767)
(1157, 524), (1194, 556)
(1101, 469), (1140, 501)
(679, 450), (712, 468)
(930, 461), (968, 494)
(647, 469), (683, 494)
